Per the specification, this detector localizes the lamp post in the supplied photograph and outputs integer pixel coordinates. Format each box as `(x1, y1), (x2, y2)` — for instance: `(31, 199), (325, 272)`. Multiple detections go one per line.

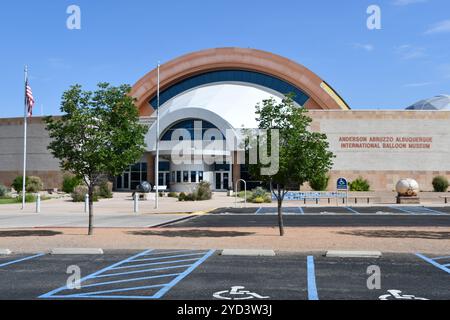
(155, 62), (160, 209)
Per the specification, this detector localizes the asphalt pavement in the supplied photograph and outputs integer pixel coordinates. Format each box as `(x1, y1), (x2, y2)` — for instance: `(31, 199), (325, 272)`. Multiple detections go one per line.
(0, 250), (448, 300)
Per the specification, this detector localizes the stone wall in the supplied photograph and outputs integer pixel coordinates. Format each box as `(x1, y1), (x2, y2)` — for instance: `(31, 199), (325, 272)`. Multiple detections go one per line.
(1, 111), (450, 191)
(308, 110), (450, 191)
(0, 117), (63, 190)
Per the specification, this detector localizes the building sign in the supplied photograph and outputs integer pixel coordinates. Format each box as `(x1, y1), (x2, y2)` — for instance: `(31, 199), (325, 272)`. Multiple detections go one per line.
(336, 178), (348, 191)
(278, 191), (347, 201)
(338, 136), (433, 150)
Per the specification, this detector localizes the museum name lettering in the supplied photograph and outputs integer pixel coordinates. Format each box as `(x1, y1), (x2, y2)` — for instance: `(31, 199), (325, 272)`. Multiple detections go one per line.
(339, 136), (433, 150)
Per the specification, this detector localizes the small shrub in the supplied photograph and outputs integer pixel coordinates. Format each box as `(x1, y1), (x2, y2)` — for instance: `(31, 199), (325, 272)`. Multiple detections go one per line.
(27, 176), (44, 193)
(249, 187), (272, 203)
(168, 192), (178, 198)
(309, 174), (330, 191)
(71, 186), (98, 202)
(98, 181), (113, 199)
(178, 192), (187, 201)
(184, 193), (196, 201)
(11, 176), (43, 193)
(16, 194), (36, 203)
(252, 197), (265, 204)
(349, 177), (370, 192)
(0, 184), (7, 197)
(62, 175), (82, 194)
(194, 181), (212, 201)
(11, 176), (28, 193)
(432, 176), (449, 192)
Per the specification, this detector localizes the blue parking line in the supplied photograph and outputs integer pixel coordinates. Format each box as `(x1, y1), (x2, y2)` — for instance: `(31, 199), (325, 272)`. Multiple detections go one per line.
(111, 252), (206, 266)
(345, 207), (360, 215)
(82, 273), (181, 289)
(416, 253), (450, 274)
(152, 249), (215, 299)
(94, 264), (193, 278)
(40, 249), (215, 299)
(420, 207), (446, 215)
(298, 207), (305, 215)
(255, 207), (263, 215)
(389, 206), (416, 215)
(0, 253), (45, 268)
(307, 256), (319, 301)
(40, 249), (153, 298)
(433, 256), (450, 260)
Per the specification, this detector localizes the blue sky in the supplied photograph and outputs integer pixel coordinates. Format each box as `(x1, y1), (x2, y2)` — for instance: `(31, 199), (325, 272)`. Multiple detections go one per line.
(0, 0), (449, 117)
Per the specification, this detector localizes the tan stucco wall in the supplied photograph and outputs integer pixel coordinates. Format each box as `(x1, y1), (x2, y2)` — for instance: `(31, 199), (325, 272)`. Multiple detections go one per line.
(308, 110), (450, 191)
(1, 111), (450, 191)
(0, 117), (63, 190)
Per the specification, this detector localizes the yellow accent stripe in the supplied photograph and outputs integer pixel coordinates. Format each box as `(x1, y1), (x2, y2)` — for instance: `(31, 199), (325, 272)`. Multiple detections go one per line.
(320, 82), (350, 110)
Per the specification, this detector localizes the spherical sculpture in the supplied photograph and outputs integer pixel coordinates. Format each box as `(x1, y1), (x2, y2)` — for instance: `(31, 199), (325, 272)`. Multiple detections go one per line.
(396, 179), (419, 197)
(137, 181), (152, 193)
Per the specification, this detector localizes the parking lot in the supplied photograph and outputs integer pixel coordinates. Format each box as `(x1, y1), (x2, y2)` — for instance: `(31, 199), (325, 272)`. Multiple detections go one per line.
(0, 249), (448, 300)
(166, 206), (450, 228)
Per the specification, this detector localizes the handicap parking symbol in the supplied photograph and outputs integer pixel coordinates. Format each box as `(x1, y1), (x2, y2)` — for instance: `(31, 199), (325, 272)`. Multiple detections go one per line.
(213, 286), (270, 300)
(379, 289), (428, 300)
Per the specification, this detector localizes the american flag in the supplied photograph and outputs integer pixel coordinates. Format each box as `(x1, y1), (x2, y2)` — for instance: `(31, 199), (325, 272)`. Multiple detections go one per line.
(25, 80), (35, 117)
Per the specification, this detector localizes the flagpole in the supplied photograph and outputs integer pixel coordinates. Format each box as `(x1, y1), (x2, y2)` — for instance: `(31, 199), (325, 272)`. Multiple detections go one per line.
(155, 62), (160, 209)
(22, 66), (28, 210)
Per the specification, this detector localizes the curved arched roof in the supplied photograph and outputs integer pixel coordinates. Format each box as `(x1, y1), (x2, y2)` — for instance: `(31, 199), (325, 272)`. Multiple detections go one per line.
(130, 47), (350, 116)
(406, 95), (450, 110)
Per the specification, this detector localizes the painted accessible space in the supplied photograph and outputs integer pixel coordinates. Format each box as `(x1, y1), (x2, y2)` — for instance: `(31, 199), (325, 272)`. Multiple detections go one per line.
(0, 250), (448, 300)
(217, 206), (450, 216)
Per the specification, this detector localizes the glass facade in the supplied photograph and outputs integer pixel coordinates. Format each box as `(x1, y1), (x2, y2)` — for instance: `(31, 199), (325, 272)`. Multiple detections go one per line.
(115, 162), (147, 191)
(150, 70), (310, 108)
(161, 119), (224, 141)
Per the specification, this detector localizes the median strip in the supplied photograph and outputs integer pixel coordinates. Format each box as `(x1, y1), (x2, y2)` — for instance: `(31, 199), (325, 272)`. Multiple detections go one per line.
(326, 250), (382, 258)
(220, 249), (276, 257)
(50, 248), (104, 255)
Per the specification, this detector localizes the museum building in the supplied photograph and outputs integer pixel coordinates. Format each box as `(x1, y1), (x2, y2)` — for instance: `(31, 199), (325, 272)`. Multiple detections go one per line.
(1, 47), (450, 192)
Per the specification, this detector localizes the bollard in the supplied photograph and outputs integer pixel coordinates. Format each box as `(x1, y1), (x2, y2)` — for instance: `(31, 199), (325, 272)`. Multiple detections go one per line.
(134, 193), (139, 213)
(36, 193), (41, 213)
(84, 194), (89, 213)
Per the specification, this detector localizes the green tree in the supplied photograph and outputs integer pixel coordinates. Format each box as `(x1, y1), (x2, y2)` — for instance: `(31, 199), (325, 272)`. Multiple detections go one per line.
(45, 83), (147, 235)
(247, 95), (334, 236)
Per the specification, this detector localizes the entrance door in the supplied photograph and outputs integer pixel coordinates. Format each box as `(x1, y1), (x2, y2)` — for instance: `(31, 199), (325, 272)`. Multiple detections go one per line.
(116, 172), (130, 190)
(215, 172), (229, 190)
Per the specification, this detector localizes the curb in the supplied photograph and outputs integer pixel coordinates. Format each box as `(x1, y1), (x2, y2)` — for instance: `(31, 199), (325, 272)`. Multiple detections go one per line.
(0, 249), (12, 255)
(50, 248), (104, 255)
(220, 249), (276, 256)
(325, 250), (382, 258)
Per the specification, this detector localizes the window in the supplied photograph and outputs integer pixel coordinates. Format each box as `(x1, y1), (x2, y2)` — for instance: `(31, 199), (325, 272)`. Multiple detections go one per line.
(198, 171), (204, 182)
(183, 171), (189, 182)
(176, 171), (181, 183)
(149, 70), (310, 109)
(191, 171), (197, 183)
(171, 171), (175, 183)
(161, 119), (224, 141)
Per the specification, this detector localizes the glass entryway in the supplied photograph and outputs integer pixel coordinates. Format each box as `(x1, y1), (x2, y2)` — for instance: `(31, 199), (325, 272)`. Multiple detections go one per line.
(116, 172), (130, 190)
(215, 172), (229, 191)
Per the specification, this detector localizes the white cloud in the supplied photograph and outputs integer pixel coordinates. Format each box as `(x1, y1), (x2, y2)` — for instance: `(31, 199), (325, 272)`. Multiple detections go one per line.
(352, 43), (374, 52)
(403, 82), (434, 88)
(392, 0), (427, 6)
(395, 45), (426, 60)
(424, 20), (450, 35)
